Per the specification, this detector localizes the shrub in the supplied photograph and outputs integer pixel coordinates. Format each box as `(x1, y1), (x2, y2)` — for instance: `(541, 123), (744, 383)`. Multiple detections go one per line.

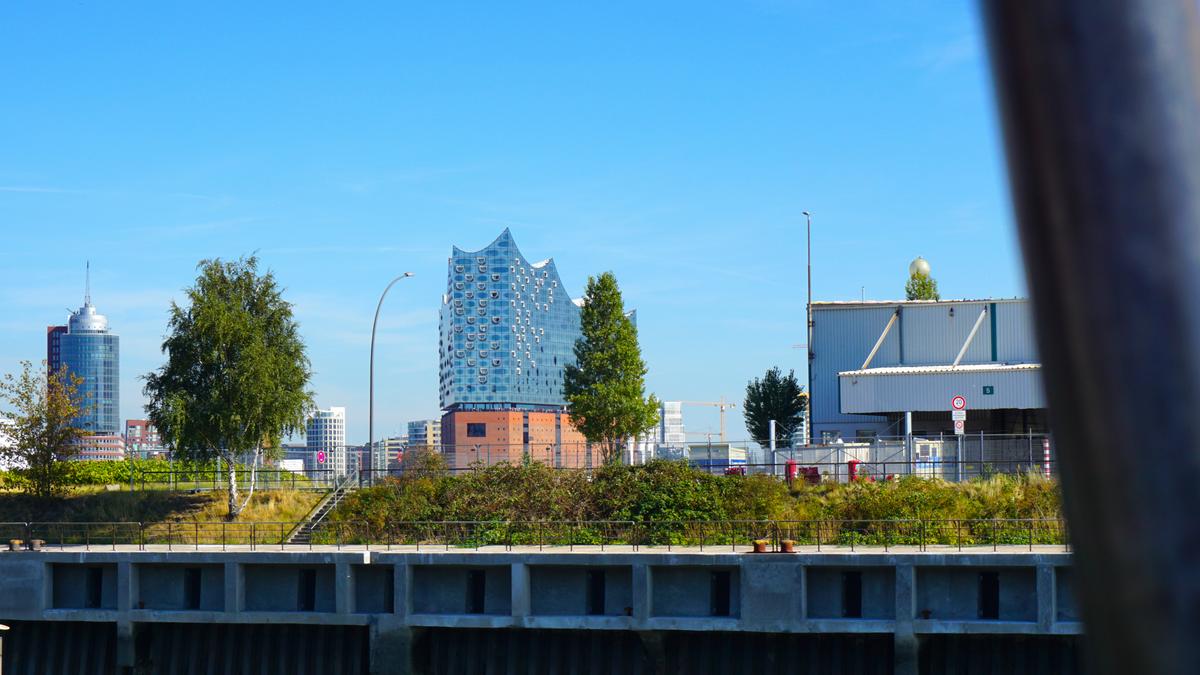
(327, 461), (1063, 540)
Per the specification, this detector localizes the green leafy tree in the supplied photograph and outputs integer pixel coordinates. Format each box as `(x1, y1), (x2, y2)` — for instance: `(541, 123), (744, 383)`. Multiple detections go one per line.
(905, 272), (941, 300)
(743, 367), (807, 448)
(564, 272), (660, 465)
(0, 361), (90, 496)
(400, 446), (448, 480)
(144, 257), (314, 519)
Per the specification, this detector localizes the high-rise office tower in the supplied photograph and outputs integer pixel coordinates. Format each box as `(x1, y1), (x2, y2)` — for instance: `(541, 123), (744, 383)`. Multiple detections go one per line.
(47, 270), (120, 438)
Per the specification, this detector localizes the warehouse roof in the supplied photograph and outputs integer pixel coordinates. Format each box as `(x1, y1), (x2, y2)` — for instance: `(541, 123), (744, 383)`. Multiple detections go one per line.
(839, 363), (1041, 378)
(813, 298), (1027, 308)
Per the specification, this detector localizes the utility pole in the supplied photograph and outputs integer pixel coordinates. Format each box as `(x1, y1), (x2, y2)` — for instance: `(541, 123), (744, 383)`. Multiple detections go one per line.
(804, 211), (814, 445)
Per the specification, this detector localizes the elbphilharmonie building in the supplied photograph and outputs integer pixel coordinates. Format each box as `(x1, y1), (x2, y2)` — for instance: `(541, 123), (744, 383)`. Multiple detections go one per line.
(439, 229), (582, 410)
(438, 230), (591, 468)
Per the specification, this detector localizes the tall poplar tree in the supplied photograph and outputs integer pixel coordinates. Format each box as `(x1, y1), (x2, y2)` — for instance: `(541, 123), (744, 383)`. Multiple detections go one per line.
(564, 272), (659, 465)
(144, 257), (314, 519)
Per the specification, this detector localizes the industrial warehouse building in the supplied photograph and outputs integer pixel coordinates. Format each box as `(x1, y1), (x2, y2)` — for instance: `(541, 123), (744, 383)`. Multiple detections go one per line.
(809, 298), (1046, 442)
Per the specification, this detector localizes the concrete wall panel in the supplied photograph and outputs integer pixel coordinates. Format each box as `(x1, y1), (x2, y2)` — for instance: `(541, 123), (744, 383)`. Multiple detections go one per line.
(243, 564), (335, 613)
(651, 566), (740, 618)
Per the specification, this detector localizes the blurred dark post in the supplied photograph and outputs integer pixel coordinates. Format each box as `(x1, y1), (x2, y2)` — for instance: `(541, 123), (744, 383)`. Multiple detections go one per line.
(980, 1), (1200, 673)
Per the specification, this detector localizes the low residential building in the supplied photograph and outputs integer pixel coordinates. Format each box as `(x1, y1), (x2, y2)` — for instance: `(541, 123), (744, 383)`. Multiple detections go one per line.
(74, 434), (125, 462)
(124, 419), (165, 460)
(369, 436), (407, 471)
(281, 443), (313, 473)
(406, 420), (441, 451)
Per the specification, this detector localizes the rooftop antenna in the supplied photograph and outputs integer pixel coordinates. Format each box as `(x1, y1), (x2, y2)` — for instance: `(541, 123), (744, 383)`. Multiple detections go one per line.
(85, 261), (91, 305)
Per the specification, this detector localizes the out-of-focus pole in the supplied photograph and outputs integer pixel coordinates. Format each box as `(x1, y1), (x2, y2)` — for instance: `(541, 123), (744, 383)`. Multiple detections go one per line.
(769, 419), (777, 476)
(980, 1), (1200, 672)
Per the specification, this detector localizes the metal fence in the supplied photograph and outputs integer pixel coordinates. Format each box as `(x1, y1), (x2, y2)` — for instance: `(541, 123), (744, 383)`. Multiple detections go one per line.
(121, 434), (1056, 489)
(134, 468), (337, 491)
(766, 433), (1056, 483)
(0, 518), (1069, 553)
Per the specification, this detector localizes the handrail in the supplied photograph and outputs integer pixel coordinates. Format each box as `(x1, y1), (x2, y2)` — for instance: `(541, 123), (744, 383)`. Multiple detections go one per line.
(283, 475), (351, 543)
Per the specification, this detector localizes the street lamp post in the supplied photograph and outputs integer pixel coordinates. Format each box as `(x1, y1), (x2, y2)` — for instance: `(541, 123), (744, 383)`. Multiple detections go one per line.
(369, 272), (414, 485)
(803, 210), (813, 445)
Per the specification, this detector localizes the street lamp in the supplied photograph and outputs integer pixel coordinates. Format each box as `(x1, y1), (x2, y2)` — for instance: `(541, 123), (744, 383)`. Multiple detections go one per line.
(803, 210), (813, 446)
(369, 272), (414, 484)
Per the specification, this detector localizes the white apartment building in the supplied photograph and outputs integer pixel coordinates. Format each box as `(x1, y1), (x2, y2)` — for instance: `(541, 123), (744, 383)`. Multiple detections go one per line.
(306, 407), (347, 477)
(628, 401), (687, 464)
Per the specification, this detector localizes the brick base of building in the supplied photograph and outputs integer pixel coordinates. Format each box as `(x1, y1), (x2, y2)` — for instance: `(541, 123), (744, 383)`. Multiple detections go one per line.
(440, 409), (593, 470)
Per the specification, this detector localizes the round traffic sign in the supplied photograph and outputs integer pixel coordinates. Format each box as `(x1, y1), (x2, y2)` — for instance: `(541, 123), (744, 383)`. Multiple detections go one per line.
(951, 395), (967, 410)
(317, 450), (326, 463)
(954, 420), (965, 431)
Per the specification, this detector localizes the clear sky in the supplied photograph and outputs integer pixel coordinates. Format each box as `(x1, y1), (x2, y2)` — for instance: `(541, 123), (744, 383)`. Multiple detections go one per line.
(0, 1), (1024, 444)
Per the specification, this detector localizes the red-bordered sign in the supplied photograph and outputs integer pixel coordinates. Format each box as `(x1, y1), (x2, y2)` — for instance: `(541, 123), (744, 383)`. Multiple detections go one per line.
(951, 395), (967, 410)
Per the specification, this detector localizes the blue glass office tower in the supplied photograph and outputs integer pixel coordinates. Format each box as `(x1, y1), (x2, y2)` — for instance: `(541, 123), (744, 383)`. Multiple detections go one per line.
(439, 229), (582, 411)
(47, 293), (120, 435)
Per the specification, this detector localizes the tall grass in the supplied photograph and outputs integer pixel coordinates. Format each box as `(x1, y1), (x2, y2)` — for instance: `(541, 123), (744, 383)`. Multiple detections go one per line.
(0, 488), (320, 524)
(328, 460), (1062, 528)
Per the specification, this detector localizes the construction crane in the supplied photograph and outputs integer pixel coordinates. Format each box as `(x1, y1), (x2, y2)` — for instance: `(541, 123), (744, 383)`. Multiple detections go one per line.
(680, 398), (738, 442)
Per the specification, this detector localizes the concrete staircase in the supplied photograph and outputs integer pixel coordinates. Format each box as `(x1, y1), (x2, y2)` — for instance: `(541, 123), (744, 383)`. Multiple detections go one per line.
(286, 475), (355, 545)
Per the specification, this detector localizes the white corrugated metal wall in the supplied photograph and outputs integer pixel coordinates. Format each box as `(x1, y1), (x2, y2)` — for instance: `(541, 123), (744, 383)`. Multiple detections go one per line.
(811, 299), (1040, 440)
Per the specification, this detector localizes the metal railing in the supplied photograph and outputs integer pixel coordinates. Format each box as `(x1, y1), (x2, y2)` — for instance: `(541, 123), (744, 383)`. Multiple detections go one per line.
(109, 434), (1056, 490)
(135, 468), (334, 491)
(0, 518), (1070, 553)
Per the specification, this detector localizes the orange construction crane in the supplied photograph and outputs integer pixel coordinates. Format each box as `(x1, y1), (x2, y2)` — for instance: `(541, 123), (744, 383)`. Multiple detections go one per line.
(679, 398), (739, 442)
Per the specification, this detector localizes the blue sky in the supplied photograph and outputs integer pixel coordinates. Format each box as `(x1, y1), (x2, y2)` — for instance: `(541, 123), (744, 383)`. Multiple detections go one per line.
(0, 1), (1023, 444)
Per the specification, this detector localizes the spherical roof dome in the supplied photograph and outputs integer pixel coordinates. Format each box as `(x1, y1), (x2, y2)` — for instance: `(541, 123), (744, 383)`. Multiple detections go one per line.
(909, 257), (931, 277)
(68, 302), (109, 333)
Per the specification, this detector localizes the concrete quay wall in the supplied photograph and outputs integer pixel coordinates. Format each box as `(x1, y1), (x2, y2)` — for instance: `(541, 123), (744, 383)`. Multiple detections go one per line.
(0, 549), (1080, 674)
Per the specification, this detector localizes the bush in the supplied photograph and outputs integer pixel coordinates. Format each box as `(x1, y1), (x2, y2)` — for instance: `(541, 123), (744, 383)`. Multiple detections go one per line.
(327, 461), (1062, 545)
(0, 458), (281, 490)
